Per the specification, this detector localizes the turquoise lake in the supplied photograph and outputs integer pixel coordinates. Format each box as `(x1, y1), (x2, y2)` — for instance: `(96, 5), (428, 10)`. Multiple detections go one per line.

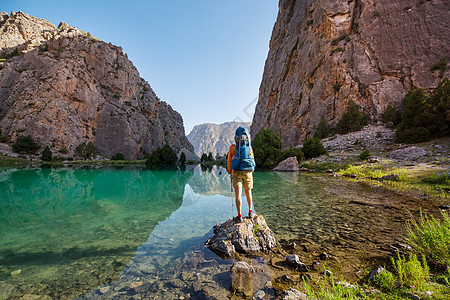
(0, 166), (436, 299)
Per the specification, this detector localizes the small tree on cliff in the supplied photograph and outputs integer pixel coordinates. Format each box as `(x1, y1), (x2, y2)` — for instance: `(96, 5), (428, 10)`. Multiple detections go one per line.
(179, 152), (186, 164)
(336, 100), (369, 134)
(41, 146), (52, 161)
(12, 135), (40, 154)
(207, 152), (213, 161)
(314, 116), (332, 139)
(75, 142), (99, 160)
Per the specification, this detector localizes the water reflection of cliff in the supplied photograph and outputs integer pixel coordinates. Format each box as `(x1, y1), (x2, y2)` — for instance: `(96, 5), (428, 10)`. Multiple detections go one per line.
(0, 166), (192, 299)
(187, 165), (230, 196)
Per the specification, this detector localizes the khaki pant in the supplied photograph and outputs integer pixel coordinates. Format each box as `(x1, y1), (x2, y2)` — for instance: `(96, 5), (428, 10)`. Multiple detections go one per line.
(232, 171), (253, 190)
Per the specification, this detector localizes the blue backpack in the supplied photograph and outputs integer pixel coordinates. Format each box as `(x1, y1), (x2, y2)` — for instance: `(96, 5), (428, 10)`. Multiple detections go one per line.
(230, 127), (256, 171)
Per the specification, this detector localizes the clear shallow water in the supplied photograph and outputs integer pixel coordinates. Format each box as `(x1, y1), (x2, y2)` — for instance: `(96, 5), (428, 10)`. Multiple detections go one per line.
(0, 166), (437, 299)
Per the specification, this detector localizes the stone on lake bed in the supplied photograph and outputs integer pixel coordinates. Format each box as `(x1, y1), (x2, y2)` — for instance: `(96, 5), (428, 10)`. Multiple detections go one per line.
(130, 281), (143, 288)
(254, 289), (265, 300)
(286, 255), (307, 271)
(231, 261), (255, 274)
(368, 267), (386, 282)
(11, 269), (21, 276)
(205, 214), (277, 258)
(282, 288), (308, 300)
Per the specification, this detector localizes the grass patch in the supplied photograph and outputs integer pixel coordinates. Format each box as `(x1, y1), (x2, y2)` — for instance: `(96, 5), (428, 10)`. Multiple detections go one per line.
(391, 253), (430, 290)
(336, 161), (449, 199)
(252, 224), (261, 235)
(422, 173), (449, 185)
(300, 161), (348, 172)
(407, 211), (450, 267)
(338, 162), (408, 181)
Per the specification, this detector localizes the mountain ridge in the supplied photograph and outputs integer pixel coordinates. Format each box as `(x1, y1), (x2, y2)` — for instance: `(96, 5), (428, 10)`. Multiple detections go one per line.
(0, 11), (193, 159)
(187, 121), (251, 157)
(251, 0), (449, 148)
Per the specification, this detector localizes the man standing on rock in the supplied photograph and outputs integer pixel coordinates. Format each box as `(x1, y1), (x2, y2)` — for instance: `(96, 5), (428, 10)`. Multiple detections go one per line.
(227, 127), (256, 222)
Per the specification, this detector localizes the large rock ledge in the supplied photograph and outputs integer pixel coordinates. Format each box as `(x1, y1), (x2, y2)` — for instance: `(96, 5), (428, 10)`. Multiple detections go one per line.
(206, 215), (277, 258)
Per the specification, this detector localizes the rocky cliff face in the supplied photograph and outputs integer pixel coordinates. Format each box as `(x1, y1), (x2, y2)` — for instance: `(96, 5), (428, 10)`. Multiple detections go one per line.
(252, 0), (449, 148)
(187, 121), (251, 157)
(0, 11), (193, 159)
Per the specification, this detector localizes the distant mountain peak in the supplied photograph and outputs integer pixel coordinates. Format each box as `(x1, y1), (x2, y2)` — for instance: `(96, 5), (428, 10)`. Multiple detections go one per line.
(187, 121), (252, 157)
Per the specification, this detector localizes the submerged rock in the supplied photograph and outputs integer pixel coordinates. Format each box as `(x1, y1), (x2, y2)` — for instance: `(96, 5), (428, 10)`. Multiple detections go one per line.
(368, 267), (386, 282)
(230, 261), (255, 274)
(286, 255), (307, 271)
(282, 288), (308, 300)
(205, 214), (277, 258)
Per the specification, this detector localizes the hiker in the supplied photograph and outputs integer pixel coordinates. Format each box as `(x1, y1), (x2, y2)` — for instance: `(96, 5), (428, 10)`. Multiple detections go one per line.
(227, 126), (256, 222)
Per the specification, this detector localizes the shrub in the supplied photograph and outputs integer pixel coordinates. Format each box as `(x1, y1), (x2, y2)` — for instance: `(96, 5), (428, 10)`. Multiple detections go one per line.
(279, 147), (304, 163)
(75, 142), (99, 159)
(111, 153), (125, 160)
(431, 57), (447, 77)
(302, 138), (327, 159)
(336, 100), (368, 134)
(391, 253), (430, 290)
(58, 147), (68, 154)
(359, 149), (371, 161)
(407, 211), (450, 267)
(314, 117), (332, 139)
(146, 144), (178, 165)
(0, 135), (8, 143)
(179, 152), (186, 164)
(12, 135), (40, 154)
(253, 128), (282, 168)
(41, 146), (52, 161)
(375, 269), (397, 292)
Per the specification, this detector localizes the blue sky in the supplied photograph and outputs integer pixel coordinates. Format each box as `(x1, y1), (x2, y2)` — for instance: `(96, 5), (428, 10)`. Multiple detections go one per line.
(2, 0), (278, 134)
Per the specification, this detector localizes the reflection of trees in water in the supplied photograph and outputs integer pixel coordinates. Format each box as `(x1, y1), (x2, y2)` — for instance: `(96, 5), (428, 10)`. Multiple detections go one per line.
(188, 165), (230, 196)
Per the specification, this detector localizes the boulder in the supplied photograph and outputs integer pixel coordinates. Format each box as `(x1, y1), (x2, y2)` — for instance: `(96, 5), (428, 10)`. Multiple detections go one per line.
(205, 214), (277, 258)
(388, 147), (429, 161)
(273, 157), (299, 172)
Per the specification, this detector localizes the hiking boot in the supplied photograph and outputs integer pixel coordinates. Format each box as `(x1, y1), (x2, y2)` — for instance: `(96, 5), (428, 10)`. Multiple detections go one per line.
(248, 211), (256, 218)
(234, 216), (243, 223)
